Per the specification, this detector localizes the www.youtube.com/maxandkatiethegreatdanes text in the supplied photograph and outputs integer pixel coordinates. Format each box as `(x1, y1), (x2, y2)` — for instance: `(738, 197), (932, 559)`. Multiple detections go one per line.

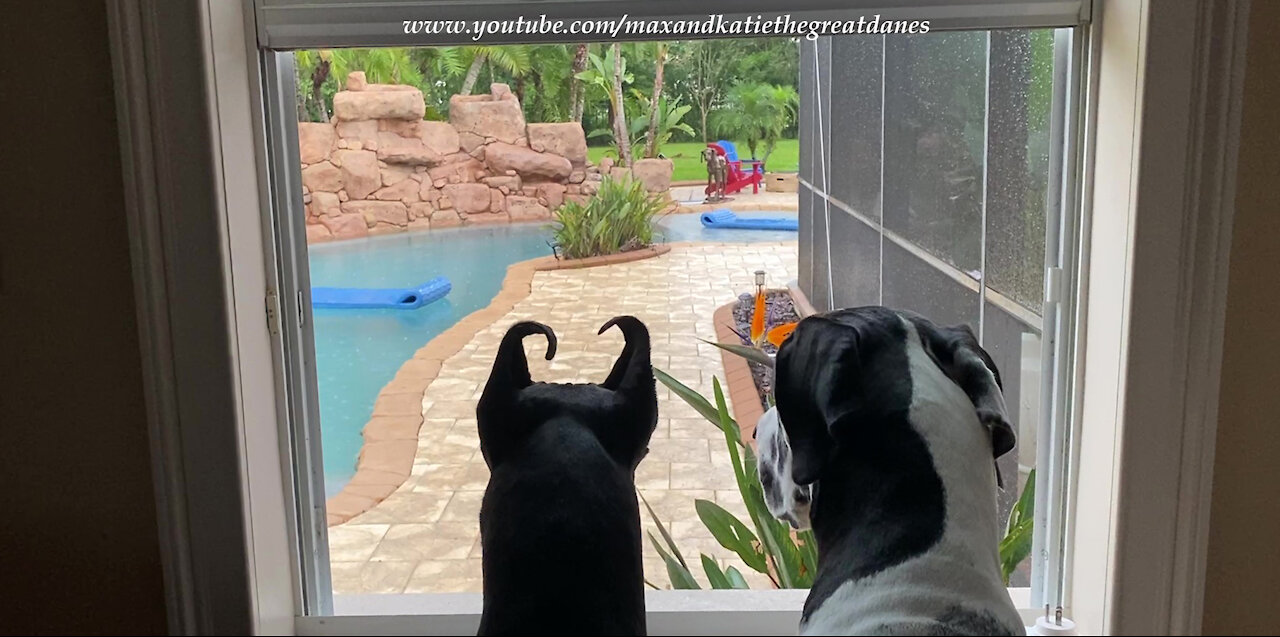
(402, 14), (931, 42)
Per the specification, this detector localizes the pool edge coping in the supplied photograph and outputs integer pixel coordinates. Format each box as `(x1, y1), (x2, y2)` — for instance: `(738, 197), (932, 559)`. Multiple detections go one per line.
(325, 244), (674, 525)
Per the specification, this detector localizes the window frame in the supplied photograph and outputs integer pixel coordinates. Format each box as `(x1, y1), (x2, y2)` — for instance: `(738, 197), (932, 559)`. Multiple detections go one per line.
(105, 0), (1247, 633)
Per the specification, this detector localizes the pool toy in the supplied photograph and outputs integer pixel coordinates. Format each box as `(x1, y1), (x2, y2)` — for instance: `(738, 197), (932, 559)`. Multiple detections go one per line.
(311, 276), (452, 310)
(699, 209), (798, 231)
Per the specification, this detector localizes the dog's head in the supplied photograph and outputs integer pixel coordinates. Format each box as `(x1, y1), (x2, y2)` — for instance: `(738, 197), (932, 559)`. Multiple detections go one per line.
(757, 307), (1015, 526)
(476, 316), (658, 472)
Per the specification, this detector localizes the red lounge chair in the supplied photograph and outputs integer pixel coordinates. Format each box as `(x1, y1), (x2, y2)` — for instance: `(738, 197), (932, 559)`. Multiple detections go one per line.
(705, 140), (764, 196)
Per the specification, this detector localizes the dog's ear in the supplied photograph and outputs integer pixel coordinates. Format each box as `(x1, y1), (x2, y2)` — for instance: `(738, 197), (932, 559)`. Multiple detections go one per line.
(598, 316), (659, 466)
(774, 317), (862, 485)
(476, 321), (557, 467)
(920, 322), (1016, 460)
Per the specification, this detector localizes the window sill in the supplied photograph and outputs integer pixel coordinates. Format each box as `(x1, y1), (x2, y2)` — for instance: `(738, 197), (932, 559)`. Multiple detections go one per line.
(297, 588), (1034, 635)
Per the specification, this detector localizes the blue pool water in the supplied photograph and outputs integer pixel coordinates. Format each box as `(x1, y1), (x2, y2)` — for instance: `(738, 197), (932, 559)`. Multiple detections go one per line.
(309, 211), (797, 497)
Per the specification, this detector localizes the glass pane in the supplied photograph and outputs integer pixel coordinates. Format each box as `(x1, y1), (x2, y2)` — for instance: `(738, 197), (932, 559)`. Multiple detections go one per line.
(289, 38), (811, 602)
(982, 299), (1042, 587)
(882, 31), (987, 274)
(881, 239), (981, 329)
(829, 209), (881, 308)
(985, 30), (1053, 310)
(829, 35), (884, 218)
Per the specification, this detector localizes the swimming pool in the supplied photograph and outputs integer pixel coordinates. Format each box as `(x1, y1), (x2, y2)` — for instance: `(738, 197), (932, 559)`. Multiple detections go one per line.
(309, 211), (797, 497)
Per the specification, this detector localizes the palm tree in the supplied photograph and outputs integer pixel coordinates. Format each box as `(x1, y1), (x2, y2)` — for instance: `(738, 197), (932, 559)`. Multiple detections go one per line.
(610, 43), (632, 167)
(642, 43), (669, 158)
(568, 43), (589, 122)
(712, 82), (799, 169)
(758, 84), (800, 168)
(575, 46), (633, 165)
(294, 50), (332, 122)
(327, 48), (427, 88)
(459, 46), (532, 95)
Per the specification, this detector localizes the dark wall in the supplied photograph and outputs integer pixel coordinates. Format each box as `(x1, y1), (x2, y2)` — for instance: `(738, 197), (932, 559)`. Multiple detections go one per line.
(0, 2), (167, 634)
(1203, 1), (1280, 633)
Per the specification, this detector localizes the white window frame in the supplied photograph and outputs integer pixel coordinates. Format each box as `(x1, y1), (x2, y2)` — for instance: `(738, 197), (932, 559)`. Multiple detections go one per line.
(106, 0), (1247, 633)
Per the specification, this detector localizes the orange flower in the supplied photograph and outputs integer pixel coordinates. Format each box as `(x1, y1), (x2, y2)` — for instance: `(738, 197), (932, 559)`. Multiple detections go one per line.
(751, 288), (767, 344)
(766, 322), (798, 347)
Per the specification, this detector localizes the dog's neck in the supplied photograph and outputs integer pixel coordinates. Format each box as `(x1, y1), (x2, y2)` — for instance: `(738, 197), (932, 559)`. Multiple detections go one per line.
(803, 329), (1007, 623)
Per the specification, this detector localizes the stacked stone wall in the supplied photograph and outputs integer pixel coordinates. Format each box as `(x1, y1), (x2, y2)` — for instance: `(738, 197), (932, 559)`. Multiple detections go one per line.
(301, 73), (673, 243)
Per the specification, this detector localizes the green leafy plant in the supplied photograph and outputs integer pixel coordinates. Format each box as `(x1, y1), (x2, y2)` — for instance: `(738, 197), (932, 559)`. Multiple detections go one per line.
(550, 176), (667, 260)
(625, 95), (695, 159)
(1000, 468), (1036, 585)
(647, 371), (818, 589)
(711, 82), (799, 170)
(577, 46), (634, 163)
(649, 360), (1036, 590)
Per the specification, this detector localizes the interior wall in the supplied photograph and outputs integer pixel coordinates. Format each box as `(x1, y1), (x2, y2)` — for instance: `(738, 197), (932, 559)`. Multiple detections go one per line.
(1202, 1), (1280, 633)
(0, 1), (167, 634)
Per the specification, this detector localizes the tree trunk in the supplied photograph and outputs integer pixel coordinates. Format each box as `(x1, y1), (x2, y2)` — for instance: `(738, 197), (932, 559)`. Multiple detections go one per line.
(569, 43), (588, 122)
(611, 43), (632, 168)
(310, 58), (331, 123)
(643, 44), (667, 158)
(514, 74), (527, 111)
(460, 51), (487, 95)
(698, 93), (711, 143)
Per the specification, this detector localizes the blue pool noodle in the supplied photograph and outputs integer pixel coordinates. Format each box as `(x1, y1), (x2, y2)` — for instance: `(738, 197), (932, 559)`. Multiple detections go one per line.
(311, 276), (452, 310)
(699, 209), (798, 231)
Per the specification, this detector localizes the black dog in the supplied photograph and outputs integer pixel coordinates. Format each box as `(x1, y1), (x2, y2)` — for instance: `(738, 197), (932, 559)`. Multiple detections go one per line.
(475, 317), (658, 636)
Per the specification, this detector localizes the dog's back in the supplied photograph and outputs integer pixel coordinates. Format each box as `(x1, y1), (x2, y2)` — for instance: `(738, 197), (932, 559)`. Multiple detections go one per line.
(475, 319), (657, 636)
(479, 417), (645, 635)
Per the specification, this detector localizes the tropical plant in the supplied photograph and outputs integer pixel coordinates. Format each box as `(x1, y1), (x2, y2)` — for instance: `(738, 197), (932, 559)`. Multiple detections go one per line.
(550, 176), (667, 260)
(511, 45), (574, 123)
(648, 372), (818, 589)
(625, 95), (694, 160)
(712, 82), (800, 169)
(1000, 469), (1036, 585)
(651, 299), (1036, 589)
(576, 46), (634, 167)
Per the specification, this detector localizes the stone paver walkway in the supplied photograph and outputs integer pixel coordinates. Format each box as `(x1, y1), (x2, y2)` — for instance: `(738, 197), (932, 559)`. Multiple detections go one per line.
(328, 241), (798, 595)
(670, 185), (800, 212)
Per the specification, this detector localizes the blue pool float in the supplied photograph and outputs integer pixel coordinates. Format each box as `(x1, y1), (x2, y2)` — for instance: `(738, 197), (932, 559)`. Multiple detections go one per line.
(311, 276), (452, 310)
(699, 209), (798, 231)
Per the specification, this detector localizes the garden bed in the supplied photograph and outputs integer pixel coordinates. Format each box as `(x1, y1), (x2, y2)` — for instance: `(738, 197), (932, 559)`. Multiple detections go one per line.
(731, 290), (799, 410)
(712, 290), (800, 437)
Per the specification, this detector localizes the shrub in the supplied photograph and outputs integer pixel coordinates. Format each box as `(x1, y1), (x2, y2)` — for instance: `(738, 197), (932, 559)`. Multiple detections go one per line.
(551, 175), (667, 259)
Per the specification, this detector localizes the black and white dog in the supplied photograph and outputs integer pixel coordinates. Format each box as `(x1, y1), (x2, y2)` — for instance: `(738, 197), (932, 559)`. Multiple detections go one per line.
(475, 317), (658, 636)
(756, 307), (1024, 635)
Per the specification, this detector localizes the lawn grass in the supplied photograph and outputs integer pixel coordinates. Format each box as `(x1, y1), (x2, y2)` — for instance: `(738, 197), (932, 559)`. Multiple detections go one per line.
(588, 139), (799, 183)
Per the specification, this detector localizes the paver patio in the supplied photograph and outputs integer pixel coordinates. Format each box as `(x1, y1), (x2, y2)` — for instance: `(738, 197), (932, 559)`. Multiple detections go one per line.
(329, 240), (798, 595)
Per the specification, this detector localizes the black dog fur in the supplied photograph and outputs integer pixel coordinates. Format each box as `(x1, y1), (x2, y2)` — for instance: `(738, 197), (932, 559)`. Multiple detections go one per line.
(475, 317), (658, 636)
